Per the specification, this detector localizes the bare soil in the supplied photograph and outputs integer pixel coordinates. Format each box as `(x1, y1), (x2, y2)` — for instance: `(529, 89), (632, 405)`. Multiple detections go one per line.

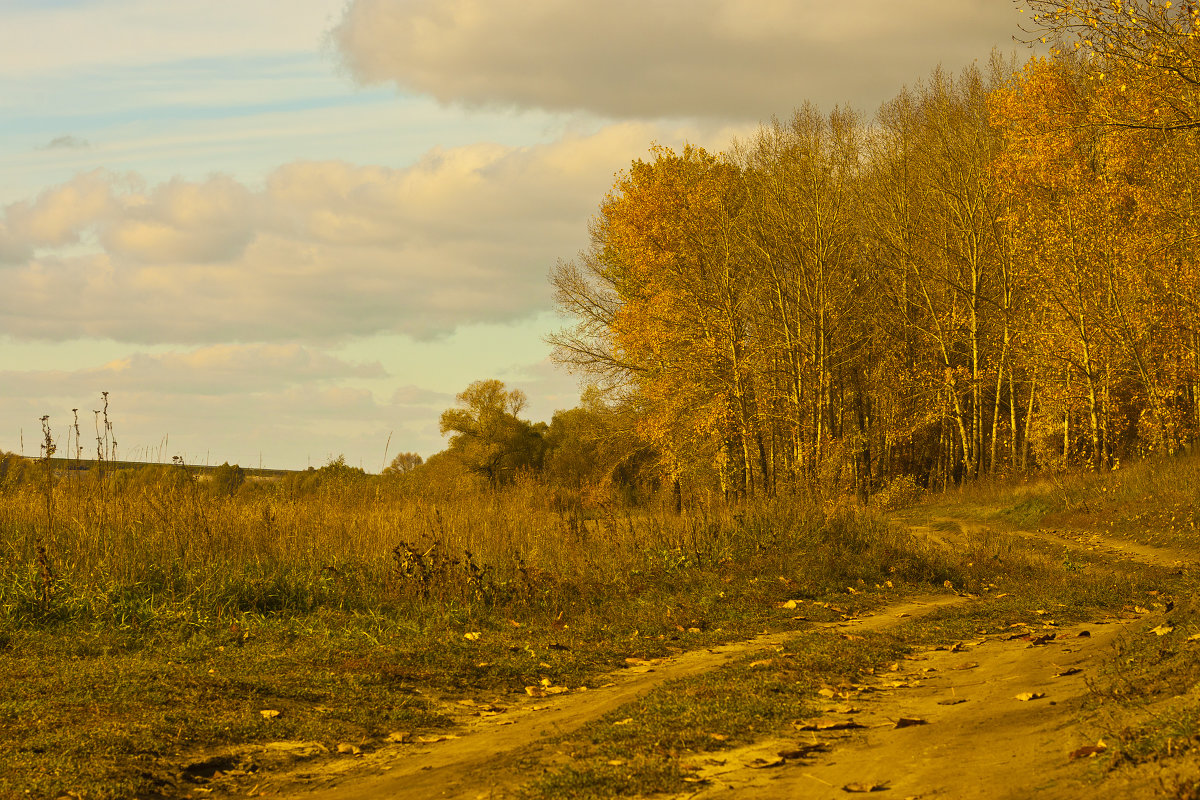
(663, 617), (1130, 799)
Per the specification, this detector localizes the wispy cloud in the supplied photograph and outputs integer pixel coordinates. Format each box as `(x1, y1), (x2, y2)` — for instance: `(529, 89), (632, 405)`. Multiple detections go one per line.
(40, 135), (89, 150)
(0, 343), (385, 398)
(0, 0), (349, 75)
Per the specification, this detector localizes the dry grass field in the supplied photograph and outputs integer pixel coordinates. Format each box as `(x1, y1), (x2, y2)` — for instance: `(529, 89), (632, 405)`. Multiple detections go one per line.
(0, 451), (1197, 798)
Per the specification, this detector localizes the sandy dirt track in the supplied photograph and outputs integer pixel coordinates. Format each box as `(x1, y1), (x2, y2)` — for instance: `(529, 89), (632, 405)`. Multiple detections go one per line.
(279, 597), (967, 800)
(662, 618), (1129, 799)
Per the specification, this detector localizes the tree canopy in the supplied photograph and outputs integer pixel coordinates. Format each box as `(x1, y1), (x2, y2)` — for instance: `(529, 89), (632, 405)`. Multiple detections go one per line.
(439, 379), (547, 485)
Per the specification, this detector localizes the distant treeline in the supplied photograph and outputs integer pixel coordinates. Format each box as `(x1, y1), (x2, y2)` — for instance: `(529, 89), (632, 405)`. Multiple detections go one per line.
(30, 457), (293, 480)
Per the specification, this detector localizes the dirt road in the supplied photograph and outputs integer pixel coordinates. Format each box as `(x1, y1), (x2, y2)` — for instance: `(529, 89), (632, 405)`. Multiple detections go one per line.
(282, 597), (968, 800)
(265, 517), (1190, 800)
(662, 618), (1128, 799)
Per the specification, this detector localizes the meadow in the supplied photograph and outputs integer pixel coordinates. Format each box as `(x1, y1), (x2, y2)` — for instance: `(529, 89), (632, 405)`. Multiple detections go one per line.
(0, 448), (1197, 798)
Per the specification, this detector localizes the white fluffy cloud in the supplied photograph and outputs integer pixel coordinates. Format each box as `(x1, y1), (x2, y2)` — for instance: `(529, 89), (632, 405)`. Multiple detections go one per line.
(333, 0), (1021, 120)
(0, 122), (741, 344)
(102, 176), (256, 264)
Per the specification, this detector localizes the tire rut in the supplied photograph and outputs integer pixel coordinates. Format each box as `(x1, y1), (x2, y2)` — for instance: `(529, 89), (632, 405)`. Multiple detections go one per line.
(903, 515), (1196, 570)
(277, 596), (968, 800)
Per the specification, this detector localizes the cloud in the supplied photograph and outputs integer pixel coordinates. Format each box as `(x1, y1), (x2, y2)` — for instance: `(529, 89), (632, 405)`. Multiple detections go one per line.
(0, 343), (385, 398)
(391, 384), (454, 405)
(333, 0), (1022, 120)
(40, 135), (89, 150)
(2, 170), (116, 257)
(0, 352), (444, 469)
(101, 175), (257, 263)
(0, 0), (350, 75)
(0, 122), (744, 343)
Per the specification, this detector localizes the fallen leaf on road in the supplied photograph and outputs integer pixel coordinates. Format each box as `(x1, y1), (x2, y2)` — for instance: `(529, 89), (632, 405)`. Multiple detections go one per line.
(779, 743), (831, 759)
(524, 687), (546, 697)
(336, 743), (362, 755)
(1015, 692), (1046, 701)
(779, 599), (799, 609)
(415, 734), (458, 744)
(1053, 667), (1083, 678)
(843, 781), (890, 792)
(749, 757), (786, 769)
(259, 710), (280, 719)
(794, 718), (866, 731)
(1068, 741), (1107, 760)
(893, 717), (928, 729)
(937, 698), (967, 705)
(748, 659), (774, 668)
(952, 662), (980, 670)
(385, 731), (410, 743)
(818, 688), (838, 698)
(1150, 624), (1175, 636)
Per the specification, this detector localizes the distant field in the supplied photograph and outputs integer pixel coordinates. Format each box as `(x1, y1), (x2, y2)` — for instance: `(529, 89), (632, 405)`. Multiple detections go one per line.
(40, 456), (295, 479)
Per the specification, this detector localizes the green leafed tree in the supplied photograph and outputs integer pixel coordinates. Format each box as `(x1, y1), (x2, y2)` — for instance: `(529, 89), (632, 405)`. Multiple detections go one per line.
(384, 451), (424, 475)
(440, 380), (547, 486)
(210, 461), (245, 497)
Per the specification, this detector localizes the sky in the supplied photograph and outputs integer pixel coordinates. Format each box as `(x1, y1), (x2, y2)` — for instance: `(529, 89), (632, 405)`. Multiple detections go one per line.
(0, 0), (1025, 471)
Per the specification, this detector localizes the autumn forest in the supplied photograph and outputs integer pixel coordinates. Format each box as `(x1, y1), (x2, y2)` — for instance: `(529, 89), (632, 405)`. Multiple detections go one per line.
(549, 3), (1200, 503)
